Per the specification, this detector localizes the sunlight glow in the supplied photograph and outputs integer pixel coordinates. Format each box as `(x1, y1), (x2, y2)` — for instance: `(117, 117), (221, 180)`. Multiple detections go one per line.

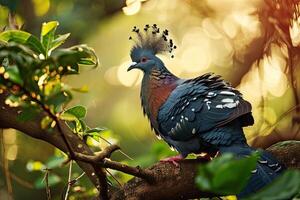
(4, 129), (16, 145)
(290, 18), (300, 46)
(33, 0), (50, 16)
(6, 145), (18, 161)
(222, 15), (238, 38)
(262, 56), (288, 97)
(238, 66), (262, 106)
(122, 0), (142, 16)
(202, 18), (222, 39)
(117, 61), (142, 87)
(179, 28), (211, 73)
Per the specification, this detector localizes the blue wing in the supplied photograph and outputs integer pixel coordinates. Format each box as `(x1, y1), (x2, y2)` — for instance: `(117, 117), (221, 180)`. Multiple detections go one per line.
(220, 145), (285, 198)
(158, 73), (254, 143)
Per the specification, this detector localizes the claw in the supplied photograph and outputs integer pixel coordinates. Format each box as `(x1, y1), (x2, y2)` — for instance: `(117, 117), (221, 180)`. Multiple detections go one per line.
(160, 154), (184, 167)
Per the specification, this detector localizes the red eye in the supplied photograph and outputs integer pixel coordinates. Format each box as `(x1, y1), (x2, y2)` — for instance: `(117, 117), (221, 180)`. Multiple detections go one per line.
(141, 57), (148, 63)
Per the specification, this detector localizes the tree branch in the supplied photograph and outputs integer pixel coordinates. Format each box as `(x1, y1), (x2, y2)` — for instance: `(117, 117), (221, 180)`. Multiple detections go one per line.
(110, 141), (300, 200)
(0, 92), (102, 190)
(74, 145), (154, 182)
(0, 91), (152, 199)
(74, 144), (120, 163)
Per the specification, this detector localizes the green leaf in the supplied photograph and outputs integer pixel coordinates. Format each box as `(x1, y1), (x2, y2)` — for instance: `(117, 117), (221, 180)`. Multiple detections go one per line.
(79, 119), (87, 132)
(86, 127), (105, 134)
(61, 108), (87, 134)
(84, 127), (105, 142)
(34, 173), (61, 189)
(79, 58), (96, 65)
(64, 105), (86, 119)
(0, 30), (45, 55)
(5, 65), (23, 85)
(65, 120), (77, 132)
(49, 33), (70, 53)
(45, 90), (72, 112)
(60, 112), (78, 121)
(41, 21), (59, 56)
(195, 153), (259, 195)
(244, 170), (300, 200)
(69, 45), (98, 68)
(41, 21), (59, 38)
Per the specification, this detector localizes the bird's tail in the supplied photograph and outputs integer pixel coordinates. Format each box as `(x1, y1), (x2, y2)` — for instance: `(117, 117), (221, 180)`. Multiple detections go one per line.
(219, 144), (285, 198)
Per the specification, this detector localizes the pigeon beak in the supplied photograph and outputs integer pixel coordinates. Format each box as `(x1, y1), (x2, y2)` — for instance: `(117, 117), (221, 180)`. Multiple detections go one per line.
(127, 62), (138, 71)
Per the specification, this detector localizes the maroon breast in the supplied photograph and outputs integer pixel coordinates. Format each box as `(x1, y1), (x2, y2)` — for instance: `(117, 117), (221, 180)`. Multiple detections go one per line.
(146, 70), (177, 128)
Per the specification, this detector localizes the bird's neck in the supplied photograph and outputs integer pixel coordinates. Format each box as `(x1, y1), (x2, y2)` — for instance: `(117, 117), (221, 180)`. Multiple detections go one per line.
(141, 67), (178, 129)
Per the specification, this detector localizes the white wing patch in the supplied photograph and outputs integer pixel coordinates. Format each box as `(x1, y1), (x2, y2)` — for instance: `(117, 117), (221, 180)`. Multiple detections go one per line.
(220, 91), (236, 96)
(221, 98), (234, 103)
(216, 100), (239, 109)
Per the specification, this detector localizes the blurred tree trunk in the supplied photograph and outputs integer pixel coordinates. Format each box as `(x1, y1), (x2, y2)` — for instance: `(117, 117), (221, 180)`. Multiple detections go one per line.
(17, 0), (37, 32)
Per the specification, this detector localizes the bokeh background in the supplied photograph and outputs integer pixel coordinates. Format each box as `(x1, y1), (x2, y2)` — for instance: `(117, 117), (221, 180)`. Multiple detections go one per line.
(0, 0), (300, 199)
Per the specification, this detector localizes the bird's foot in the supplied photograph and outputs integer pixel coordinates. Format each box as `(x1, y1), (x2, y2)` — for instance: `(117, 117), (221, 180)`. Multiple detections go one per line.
(160, 154), (184, 167)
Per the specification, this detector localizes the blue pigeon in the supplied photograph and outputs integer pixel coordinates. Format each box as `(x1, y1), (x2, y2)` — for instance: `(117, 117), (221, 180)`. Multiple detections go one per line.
(127, 24), (284, 198)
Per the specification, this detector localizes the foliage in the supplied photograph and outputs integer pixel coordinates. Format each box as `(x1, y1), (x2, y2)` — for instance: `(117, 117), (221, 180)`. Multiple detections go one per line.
(0, 21), (104, 193)
(61, 105), (105, 142)
(0, 21), (97, 128)
(195, 153), (259, 196)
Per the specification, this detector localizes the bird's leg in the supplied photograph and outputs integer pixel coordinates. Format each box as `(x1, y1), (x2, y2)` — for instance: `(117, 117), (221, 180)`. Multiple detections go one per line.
(160, 154), (184, 167)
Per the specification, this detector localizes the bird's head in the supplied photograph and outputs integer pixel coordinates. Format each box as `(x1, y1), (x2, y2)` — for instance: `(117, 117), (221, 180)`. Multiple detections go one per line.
(127, 24), (176, 74)
(128, 48), (164, 73)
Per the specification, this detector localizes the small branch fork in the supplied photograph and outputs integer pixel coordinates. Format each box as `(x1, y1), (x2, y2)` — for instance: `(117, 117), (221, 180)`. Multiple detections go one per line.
(74, 145), (154, 182)
(71, 144), (154, 199)
(65, 144), (154, 200)
(0, 77), (155, 199)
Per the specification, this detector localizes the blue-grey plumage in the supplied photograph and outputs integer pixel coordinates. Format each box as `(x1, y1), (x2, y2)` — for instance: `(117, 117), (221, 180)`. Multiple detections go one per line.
(127, 24), (285, 198)
(220, 145), (284, 197)
(157, 73), (253, 156)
